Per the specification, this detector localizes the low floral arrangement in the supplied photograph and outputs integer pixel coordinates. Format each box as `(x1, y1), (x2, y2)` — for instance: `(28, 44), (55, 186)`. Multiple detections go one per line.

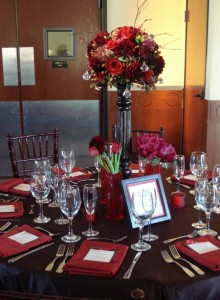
(89, 136), (122, 174)
(84, 25), (165, 93)
(137, 134), (176, 166)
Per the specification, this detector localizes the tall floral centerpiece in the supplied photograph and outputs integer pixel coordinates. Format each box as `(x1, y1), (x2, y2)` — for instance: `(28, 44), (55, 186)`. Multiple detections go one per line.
(84, 25), (165, 179)
(137, 134), (176, 175)
(89, 135), (124, 220)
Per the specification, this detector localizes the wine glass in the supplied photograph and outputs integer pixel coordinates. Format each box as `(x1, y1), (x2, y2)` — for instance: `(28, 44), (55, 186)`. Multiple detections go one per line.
(94, 157), (101, 187)
(48, 163), (60, 208)
(33, 158), (50, 175)
(57, 183), (81, 243)
(196, 180), (219, 236)
(30, 171), (51, 223)
(138, 155), (146, 175)
(190, 151), (207, 229)
(82, 184), (99, 237)
(53, 174), (69, 225)
(130, 189), (153, 252)
(60, 149), (76, 179)
(143, 188), (158, 241)
(173, 154), (185, 191)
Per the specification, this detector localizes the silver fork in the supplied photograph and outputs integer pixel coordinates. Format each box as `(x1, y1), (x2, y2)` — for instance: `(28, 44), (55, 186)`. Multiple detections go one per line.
(169, 244), (204, 275)
(45, 243), (66, 271)
(161, 250), (195, 277)
(56, 243), (75, 273)
(86, 235), (127, 243)
(34, 226), (60, 237)
(0, 222), (11, 231)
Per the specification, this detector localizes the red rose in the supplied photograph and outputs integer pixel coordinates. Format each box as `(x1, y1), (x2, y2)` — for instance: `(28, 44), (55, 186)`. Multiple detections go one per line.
(118, 26), (136, 39)
(144, 69), (154, 83)
(107, 39), (116, 50)
(105, 58), (124, 76)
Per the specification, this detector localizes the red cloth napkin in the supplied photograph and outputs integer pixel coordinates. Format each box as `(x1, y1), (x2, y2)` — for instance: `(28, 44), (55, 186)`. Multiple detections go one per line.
(0, 202), (24, 218)
(171, 170), (212, 186)
(63, 240), (128, 277)
(0, 224), (52, 258)
(175, 235), (220, 271)
(0, 178), (30, 196)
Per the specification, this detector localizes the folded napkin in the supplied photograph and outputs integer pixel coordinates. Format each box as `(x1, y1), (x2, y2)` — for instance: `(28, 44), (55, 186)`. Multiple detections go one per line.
(175, 235), (220, 271)
(130, 163), (142, 178)
(61, 167), (92, 182)
(63, 240), (128, 277)
(0, 224), (52, 258)
(0, 202), (24, 218)
(0, 178), (31, 196)
(171, 170), (212, 186)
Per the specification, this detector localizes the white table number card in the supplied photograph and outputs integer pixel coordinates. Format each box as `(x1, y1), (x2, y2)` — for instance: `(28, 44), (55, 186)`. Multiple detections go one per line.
(0, 205), (15, 213)
(83, 249), (115, 263)
(9, 231), (39, 244)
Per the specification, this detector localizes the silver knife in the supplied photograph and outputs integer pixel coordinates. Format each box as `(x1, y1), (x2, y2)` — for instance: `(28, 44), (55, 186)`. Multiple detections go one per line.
(123, 252), (142, 279)
(8, 242), (54, 263)
(0, 193), (26, 200)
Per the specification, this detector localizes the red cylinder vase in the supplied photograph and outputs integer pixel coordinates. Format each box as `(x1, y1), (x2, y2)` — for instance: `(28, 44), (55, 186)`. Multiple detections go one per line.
(101, 170), (124, 220)
(145, 163), (162, 175)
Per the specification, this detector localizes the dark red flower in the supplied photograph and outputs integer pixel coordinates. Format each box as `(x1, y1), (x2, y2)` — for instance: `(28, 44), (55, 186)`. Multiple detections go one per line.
(105, 58), (124, 76)
(89, 135), (106, 154)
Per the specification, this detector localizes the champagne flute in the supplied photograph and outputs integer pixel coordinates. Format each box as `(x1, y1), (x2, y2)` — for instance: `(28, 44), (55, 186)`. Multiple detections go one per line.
(130, 189), (152, 251)
(190, 151), (207, 228)
(60, 149), (76, 179)
(82, 184), (99, 237)
(54, 174), (69, 225)
(48, 163), (60, 208)
(94, 157), (101, 187)
(138, 155), (146, 175)
(173, 154), (185, 191)
(196, 180), (219, 236)
(57, 183), (81, 243)
(143, 189), (158, 241)
(30, 171), (51, 223)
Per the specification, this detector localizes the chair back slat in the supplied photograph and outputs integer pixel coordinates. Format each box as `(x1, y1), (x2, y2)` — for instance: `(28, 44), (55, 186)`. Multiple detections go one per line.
(7, 128), (59, 178)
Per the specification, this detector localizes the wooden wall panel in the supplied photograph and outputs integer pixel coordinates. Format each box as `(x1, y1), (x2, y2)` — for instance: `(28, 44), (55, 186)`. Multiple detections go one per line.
(107, 89), (183, 155)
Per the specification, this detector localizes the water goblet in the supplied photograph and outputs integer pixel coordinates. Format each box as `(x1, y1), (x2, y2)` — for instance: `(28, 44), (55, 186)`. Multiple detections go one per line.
(130, 189), (153, 252)
(30, 171), (51, 223)
(173, 154), (185, 191)
(54, 174), (69, 225)
(138, 155), (146, 175)
(196, 180), (219, 236)
(94, 157), (101, 187)
(60, 149), (76, 179)
(212, 164), (220, 213)
(143, 188), (158, 241)
(48, 163), (60, 208)
(82, 184), (99, 237)
(57, 183), (81, 243)
(33, 158), (51, 175)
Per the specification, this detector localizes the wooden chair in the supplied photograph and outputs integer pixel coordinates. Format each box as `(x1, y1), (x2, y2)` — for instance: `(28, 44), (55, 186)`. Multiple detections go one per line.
(131, 126), (165, 162)
(7, 128), (59, 178)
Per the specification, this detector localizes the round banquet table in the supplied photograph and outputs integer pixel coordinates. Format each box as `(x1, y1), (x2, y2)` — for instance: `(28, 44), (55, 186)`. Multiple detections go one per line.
(0, 168), (220, 300)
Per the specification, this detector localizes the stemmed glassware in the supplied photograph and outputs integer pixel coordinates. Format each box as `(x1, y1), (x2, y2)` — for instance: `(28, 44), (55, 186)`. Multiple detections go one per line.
(60, 149), (76, 179)
(173, 154), (185, 191)
(138, 155), (146, 175)
(30, 171), (51, 223)
(53, 174), (69, 225)
(130, 189), (153, 251)
(143, 188), (158, 241)
(57, 183), (81, 243)
(82, 184), (99, 237)
(48, 163), (60, 208)
(190, 151), (207, 229)
(94, 157), (101, 187)
(195, 179), (219, 236)
(212, 163), (220, 213)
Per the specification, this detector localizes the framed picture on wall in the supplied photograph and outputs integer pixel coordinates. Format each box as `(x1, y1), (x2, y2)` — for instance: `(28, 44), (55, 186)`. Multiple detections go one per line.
(121, 174), (171, 228)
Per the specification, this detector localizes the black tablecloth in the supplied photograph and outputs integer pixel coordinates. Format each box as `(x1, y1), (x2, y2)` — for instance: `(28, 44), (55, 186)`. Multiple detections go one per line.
(0, 169), (220, 300)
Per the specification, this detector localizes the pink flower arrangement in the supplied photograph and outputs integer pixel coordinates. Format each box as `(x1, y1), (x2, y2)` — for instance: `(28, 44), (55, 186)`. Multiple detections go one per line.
(137, 134), (176, 165)
(84, 25), (165, 92)
(89, 136), (122, 174)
